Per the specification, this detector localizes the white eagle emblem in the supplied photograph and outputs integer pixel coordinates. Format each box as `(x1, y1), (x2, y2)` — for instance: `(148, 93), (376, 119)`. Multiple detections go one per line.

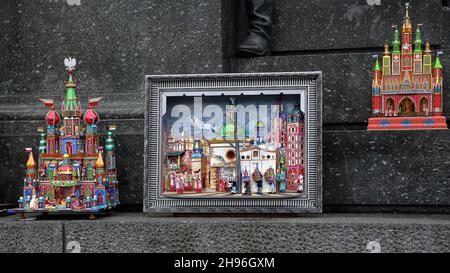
(402, 44), (410, 50)
(64, 57), (77, 70)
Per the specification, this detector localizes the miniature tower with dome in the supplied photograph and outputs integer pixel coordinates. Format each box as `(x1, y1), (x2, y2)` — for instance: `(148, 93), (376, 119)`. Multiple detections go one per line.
(14, 58), (119, 219)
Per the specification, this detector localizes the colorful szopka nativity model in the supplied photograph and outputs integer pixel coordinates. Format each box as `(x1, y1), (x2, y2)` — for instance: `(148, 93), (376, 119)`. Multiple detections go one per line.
(161, 96), (306, 198)
(13, 58), (119, 219)
(368, 3), (446, 130)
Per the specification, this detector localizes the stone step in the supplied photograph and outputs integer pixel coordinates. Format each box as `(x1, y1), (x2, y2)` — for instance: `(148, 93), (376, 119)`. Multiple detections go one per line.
(1, 213), (449, 253)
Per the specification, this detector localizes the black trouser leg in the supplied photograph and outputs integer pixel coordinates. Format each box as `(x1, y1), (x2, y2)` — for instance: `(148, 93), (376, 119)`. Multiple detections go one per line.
(237, 0), (274, 56)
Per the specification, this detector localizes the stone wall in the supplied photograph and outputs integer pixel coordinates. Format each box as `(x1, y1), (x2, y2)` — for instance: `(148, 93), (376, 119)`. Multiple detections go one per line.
(1, 0), (450, 211)
(1, 213), (449, 253)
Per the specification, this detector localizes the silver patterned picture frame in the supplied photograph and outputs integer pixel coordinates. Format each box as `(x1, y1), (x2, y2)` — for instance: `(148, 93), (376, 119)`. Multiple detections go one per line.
(144, 72), (322, 213)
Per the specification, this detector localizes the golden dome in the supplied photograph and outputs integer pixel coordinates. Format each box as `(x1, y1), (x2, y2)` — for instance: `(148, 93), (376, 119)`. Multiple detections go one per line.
(402, 4), (412, 33)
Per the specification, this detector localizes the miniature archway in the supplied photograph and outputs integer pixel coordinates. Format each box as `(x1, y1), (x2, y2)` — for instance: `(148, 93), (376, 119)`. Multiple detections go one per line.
(66, 142), (73, 155)
(385, 98), (395, 113)
(419, 97), (429, 114)
(398, 97), (415, 113)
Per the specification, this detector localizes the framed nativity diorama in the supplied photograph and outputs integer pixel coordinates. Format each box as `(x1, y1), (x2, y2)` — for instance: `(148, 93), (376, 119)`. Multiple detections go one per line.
(144, 72), (322, 213)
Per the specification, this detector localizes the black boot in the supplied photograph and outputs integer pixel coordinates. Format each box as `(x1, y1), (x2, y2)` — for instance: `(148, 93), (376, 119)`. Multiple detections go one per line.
(237, 0), (273, 56)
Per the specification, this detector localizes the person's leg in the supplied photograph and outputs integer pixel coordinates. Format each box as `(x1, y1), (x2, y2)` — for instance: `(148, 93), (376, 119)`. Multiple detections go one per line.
(237, 0), (273, 56)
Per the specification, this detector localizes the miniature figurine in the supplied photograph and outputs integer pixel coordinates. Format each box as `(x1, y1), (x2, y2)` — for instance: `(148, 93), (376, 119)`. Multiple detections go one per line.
(18, 197), (24, 208)
(368, 3), (447, 130)
(296, 174), (304, 193)
(264, 166), (276, 194)
(175, 171), (184, 194)
(71, 195), (80, 209)
(226, 179), (233, 192)
(65, 196), (71, 208)
(242, 169), (251, 195)
(252, 165), (263, 195)
(25, 195), (31, 208)
(85, 196), (91, 208)
(168, 164), (176, 192)
(29, 192), (38, 209)
(184, 171), (192, 191)
(12, 58), (119, 218)
(92, 195), (98, 207)
(194, 170), (202, 193)
(38, 196), (45, 209)
(229, 175), (237, 194)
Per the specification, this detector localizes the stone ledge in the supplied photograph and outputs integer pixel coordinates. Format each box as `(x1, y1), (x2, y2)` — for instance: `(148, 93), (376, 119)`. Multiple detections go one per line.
(323, 130), (450, 205)
(0, 219), (63, 253)
(1, 213), (449, 253)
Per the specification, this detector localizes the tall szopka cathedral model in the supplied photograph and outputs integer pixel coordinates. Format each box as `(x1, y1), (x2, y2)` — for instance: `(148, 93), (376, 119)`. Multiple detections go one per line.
(368, 3), (446, 130)
(15, 58), (119, 218)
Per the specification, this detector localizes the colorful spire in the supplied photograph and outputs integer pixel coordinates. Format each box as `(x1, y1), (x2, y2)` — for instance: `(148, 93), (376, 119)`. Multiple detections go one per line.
(414, 26), (422, 53)
(26, 148), (36, 169)
(392, 28), (401, 53)
(402, 3), (412, 33)
(39, 133), (47, 153)
(384, 43), (390, 55)
(62, 57), (81, 116)
(424, 40), (431, 53)
(433, 54), (443, 69)
(95, 151), (104, 168)
(373, 57), (381, 71)
(105, 131), (115, 152)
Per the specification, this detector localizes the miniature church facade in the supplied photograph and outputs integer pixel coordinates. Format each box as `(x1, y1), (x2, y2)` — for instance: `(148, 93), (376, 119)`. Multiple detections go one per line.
(368, 3), (446, 130)
(18, 59), (119, 214)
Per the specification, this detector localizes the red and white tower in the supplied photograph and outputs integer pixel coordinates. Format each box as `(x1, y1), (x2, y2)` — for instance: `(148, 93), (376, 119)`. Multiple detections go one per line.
(401, 3), (413, 88)
(285, 103), (305, 191)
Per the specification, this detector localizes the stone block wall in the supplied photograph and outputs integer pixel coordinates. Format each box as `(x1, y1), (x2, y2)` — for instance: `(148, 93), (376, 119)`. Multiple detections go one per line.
(1, 0), (450, 211)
